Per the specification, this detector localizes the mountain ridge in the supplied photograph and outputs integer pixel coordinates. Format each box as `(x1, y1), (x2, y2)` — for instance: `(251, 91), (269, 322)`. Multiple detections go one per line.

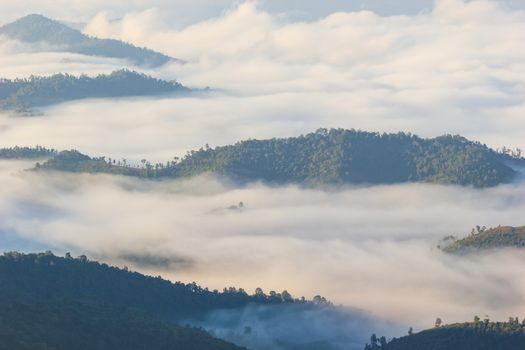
(0, 14), (183, 67)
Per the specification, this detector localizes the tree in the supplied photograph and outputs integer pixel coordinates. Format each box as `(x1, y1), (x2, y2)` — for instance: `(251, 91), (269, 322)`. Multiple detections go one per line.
(435, 318), (442, 328)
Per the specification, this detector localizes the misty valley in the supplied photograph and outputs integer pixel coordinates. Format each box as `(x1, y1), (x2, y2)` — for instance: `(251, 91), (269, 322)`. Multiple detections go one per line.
(1, 2), (525, 350)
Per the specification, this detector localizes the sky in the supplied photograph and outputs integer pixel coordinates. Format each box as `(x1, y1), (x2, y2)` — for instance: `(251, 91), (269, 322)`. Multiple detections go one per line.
(1, 0), (525, 346)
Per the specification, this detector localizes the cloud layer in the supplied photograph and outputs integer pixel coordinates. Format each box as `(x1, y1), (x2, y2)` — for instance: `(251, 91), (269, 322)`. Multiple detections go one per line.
(2, 160), (525, 330)
(1, 0), (524, 159)
(1, 0), (525, 342)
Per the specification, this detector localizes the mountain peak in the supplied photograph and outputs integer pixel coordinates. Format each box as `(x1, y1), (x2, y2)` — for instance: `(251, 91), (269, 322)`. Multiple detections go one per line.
(0, 13), (84, 45)
(0, 14), (181, 66)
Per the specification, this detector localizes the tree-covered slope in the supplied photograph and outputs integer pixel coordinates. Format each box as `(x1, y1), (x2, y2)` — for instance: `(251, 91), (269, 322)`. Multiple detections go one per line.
(0, 14), (182, 67)
(0, 252), (308, 321)
(0, 146), (57, 159)
(0, 70), (190, 110)
(38, 129), (524, 187)
(365, 319), (525, 350)
(0, 300), (245, 350)
(441, 225), (525, 254)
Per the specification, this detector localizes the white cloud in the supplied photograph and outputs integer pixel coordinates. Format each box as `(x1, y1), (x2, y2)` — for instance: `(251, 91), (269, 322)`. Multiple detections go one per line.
(2, 160), (525, 328)
(1, 0), (525, 337)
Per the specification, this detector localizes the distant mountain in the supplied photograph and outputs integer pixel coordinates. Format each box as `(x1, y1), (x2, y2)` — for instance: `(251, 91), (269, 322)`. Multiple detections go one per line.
(0, 14), (183, 66)
(441, 225), (525, 254)
(365, 319), (525, 350)
(0, 300), (245, 350)
(0, 69), (191, 111)
(37, 129), (525, 187)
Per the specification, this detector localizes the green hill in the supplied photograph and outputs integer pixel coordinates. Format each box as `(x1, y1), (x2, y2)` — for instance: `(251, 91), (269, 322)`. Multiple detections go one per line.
(441, 225), (525, 254)
(0, 300), (245, 350)
(365, 319), (525, 350)
(0, 70), (190, 111)
(0, 14), (182, 67)
(37, 129), (524, 187)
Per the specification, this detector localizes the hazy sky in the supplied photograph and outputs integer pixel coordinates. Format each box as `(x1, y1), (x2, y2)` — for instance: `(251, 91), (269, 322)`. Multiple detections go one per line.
(1, 0), (525, 26)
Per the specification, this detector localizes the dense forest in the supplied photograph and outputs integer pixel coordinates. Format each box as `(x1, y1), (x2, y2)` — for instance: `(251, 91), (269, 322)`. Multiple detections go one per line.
(0, 70), (190, 111)
(0, 146), (57, 159)
(0, 14), (181, 67)
(440, 225), (525, 254)
(37, 129), (524, 187)
(0, 300), (245, 350)
(365, 317), (525, 350)
(0, 251), (333, 350)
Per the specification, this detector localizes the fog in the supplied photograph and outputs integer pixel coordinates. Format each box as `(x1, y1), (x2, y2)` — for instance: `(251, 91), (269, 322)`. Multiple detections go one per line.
(1, 0), (525, 158)
(190, 303), (398, 350)
(1, 160), (525, 331)
(1, 0), (525, 346)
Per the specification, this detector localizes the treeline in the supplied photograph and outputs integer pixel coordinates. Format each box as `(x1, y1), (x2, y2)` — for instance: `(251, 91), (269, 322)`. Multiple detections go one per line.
(36, 129), (524, 187)
(365, 317), (525, 350)
(0, 146), (57, 159)
(440, 225), (525, 254)
(0, 14), (180, 67)
(0, 69), (190, 111)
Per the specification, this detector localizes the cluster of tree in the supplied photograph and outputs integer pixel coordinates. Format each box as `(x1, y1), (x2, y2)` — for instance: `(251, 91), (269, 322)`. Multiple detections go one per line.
(496, 146), (523, 160)
(0, 70), (190, 111)
(0, 146), (57, 159)
(441, 225), (525, 254)
(37, 129), (524, 187)
(0, 300), (245, 350)
(364, 316), (525, 349)
(0, 14), (182, 67)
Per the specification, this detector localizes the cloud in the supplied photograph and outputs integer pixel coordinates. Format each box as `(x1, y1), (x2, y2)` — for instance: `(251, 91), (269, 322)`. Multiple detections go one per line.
(2, 160), (525, 330)
(1, 1), (525, 345)
(190, 303), (399, 350)
(1, 1), (524, 154)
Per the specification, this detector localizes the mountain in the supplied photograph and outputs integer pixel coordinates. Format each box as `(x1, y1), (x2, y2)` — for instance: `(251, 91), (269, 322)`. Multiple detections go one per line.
(441, 225), (525, 254)
(37, 129), (525, 187)
(365, 319), (525, 350)
(0, 70), (190, 111)
(0, 300), (245, 350)
(0, 14), (182, 67)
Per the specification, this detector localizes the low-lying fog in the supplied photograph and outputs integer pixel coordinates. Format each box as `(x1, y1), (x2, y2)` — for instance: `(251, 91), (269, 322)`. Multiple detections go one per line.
(1, 1), (525, 347)
(2, 160), (525, 330)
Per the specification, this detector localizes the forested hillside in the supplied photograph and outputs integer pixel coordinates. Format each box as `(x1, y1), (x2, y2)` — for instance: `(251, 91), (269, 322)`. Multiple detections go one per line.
(0, 146), (57, 159)
(0, 300), (245, 350)
(0, 251), (312, 321)
(37, 129), (524, 187)
(441, 225), (525, 254)
(0, 14), (181, 66)
(0, 70), (190, 110)
(365, 318), (525, 350)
